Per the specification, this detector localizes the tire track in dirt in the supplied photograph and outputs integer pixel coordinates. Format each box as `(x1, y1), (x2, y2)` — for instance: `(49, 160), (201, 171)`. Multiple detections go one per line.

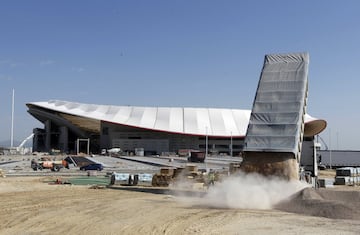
(1, 177), (360, 235)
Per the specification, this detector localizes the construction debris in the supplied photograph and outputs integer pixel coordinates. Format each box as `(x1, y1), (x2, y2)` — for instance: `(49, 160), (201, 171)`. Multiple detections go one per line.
(0, 169), (5, 178)
(89, 185), (106, 189)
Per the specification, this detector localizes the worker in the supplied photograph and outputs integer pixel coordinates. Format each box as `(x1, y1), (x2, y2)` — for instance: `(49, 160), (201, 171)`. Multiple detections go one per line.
(208, 170), (215, 188)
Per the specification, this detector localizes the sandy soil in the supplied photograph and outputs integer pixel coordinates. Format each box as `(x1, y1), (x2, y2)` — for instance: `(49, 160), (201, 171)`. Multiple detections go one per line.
(1, 176), (360, 235)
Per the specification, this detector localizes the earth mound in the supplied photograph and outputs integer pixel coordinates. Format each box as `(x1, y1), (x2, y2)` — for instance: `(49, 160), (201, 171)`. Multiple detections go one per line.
(275, 188), (360, 220)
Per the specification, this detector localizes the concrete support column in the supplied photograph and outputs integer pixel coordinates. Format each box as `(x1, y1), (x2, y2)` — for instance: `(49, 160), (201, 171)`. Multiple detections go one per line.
(45, 120), (51, 152)
(32, 129), (39, 152)
(100, 123), (111, 150)
(59, 126), (69, 153)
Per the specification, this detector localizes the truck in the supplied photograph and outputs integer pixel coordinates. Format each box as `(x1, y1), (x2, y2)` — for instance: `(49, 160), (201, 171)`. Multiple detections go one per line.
(31, 157), (69, 172)
(188, 150), (206, 163)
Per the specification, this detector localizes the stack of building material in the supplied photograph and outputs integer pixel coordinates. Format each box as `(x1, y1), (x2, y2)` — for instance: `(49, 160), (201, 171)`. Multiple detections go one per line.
(0, 169), (5, 177)
(317, 178), (334, 188)
(110, 173), (132, 185)
(137, 173), (153, 186)
(185, 164), (198, 175)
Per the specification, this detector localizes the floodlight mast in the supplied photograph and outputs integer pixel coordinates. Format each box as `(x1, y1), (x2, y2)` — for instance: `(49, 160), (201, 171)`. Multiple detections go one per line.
(11, 89), (14, 148)
(205, 126), (208, 160)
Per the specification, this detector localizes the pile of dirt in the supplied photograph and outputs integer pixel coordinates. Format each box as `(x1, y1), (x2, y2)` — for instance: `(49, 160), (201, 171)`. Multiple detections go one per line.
(240, 153), (299, 180)
(275, 188), (360, 220)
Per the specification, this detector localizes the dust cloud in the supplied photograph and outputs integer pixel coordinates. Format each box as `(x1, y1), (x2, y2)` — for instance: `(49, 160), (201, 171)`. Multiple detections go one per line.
(190, 172), (308, 210)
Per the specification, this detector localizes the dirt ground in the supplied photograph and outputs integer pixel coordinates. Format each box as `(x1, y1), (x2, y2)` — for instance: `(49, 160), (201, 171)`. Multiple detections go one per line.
(1, 176), (360, 235)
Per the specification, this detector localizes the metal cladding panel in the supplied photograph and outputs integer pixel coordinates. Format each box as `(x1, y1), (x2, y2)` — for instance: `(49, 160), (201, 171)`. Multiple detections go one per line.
(92, 105), (110, 119)
(208, 109), (227, 135)
(112, 106), (132, 123)
(250, 112), (299, 125)
(154, 108), (171, 131)
(84, 104), (98, 113)
(183, 108), (198, 134)
(222, 109), (243, 135)
(232, 109), (251, 136)
(27, 98), (325, 138)
(64, 102), (80, 110)
(140, 107), (157, 129)
(196, 108), (212, 135)
(183, 108), (211, 135)
(244, 52), (309, 154)
(126, 107), (145, 127)
(168, 108), (184, 133)
(106, 106), (121, 116)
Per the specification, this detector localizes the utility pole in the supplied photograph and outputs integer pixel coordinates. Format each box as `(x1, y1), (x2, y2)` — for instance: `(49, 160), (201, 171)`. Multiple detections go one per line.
(205, 126), (208, 172)
(205, 126), (208, 159)
(230, 131), (233, 157)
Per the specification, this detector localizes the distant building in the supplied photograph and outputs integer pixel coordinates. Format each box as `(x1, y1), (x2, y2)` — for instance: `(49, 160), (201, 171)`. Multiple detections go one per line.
(318, 150), (360, 168)
(27, 100), (326, 155)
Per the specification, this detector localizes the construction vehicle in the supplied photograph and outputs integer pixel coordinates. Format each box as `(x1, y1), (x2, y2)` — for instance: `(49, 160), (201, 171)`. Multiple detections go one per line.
(188, 150), (206, 163)
(152, 168), (175, 187)
(152, 165), (208, 187)
(31, 157), (69, 172)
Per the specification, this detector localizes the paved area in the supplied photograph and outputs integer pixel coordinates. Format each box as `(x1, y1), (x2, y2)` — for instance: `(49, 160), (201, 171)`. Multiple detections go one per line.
(0, 154), (242, 177)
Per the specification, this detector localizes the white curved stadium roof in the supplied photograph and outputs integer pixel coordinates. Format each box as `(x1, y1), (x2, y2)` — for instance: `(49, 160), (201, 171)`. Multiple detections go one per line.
(27, 100), (326, 137)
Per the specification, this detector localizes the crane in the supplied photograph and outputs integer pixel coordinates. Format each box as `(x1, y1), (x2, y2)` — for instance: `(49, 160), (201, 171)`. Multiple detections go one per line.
(316, 135), (329, 150)
(16, 133), (34, 154)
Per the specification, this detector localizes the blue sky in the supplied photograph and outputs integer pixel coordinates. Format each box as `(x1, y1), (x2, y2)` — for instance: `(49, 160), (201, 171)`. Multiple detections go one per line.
(0, 0), (359, 150)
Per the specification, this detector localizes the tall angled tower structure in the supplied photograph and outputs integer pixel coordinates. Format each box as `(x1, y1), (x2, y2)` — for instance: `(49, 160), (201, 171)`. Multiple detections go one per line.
(241, 52), (309, 180)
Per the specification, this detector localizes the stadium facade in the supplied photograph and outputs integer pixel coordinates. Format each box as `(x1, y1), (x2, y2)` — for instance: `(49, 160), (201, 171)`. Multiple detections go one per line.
(26, 100), (326, 156)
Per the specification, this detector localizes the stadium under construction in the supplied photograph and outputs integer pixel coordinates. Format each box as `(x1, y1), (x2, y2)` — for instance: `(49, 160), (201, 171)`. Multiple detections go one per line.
(26, 100), (326, 156)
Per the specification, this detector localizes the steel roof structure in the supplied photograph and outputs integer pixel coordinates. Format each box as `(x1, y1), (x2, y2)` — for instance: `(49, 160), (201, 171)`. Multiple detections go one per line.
(27, 100), (326, 138)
